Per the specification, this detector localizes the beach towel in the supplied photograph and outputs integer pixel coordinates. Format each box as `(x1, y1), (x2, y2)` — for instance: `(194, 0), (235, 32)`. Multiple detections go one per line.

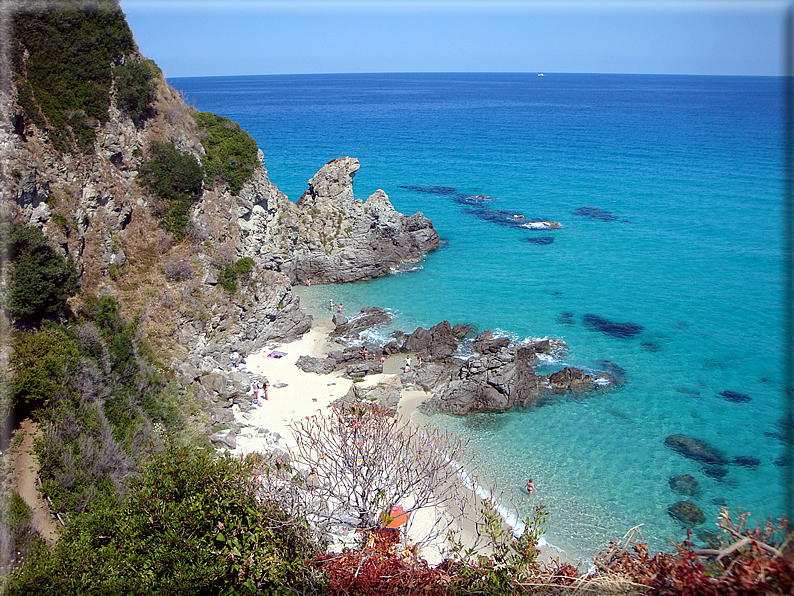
(267, 351), (287, 358)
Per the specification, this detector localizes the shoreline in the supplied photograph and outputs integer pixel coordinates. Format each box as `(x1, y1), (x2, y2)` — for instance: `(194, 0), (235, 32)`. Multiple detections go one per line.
(231, 302), (578, 568)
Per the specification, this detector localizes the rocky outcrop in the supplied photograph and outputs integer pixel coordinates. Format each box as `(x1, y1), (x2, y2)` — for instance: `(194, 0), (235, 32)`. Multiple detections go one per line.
(330, 307), (393, 339)
(240, 157), (439, 284)
(334, 375), (403, 413)
(401, 320), (468, 362)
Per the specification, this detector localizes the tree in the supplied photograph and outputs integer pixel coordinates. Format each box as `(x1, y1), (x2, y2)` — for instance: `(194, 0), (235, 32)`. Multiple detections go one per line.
(1, 223), (80, 325)
(281, 405), (496, 556)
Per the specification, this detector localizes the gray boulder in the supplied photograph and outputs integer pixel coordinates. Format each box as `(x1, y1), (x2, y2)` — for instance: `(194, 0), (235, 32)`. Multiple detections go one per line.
(330, 307), (392, 339)
(547, 367), (596, 393)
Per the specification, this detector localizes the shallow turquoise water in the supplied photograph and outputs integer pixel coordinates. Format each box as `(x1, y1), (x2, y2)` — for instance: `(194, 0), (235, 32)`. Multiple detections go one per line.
(172, 73), (785, 558)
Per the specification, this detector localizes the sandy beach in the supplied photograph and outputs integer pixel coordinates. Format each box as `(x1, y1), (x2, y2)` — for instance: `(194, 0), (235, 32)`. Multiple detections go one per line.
(229, 314), (573, 567)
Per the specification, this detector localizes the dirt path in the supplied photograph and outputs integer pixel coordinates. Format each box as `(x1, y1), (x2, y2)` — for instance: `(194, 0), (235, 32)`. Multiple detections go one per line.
(8, 419), (59, 546)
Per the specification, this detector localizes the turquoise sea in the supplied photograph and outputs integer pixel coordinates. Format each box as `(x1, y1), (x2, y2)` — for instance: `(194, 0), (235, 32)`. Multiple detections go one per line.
(170, 73), (785, 559)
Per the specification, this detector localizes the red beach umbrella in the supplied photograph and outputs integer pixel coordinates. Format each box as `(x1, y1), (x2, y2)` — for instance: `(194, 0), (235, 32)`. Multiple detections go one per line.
(384, 506), (408, 528)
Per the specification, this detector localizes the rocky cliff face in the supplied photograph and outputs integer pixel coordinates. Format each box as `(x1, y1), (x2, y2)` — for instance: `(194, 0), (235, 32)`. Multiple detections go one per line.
(236, 156), (439, 283)
(1, 26), (436, 385)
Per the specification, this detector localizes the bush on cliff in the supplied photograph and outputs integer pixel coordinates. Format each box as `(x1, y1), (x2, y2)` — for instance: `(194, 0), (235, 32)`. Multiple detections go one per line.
(112, 58), (160, 126)
(8, 447), (324, 595)
(218, 257), (255, 293)
(195, 111), (259, 195)
(136, 141), (204, 240)
(11, 0), (137, 153)
(0, 222), (80, 325)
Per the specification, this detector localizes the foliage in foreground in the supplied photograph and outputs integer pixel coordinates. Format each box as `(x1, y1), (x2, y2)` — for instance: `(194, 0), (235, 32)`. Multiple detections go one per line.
(7, 447), (324, 595)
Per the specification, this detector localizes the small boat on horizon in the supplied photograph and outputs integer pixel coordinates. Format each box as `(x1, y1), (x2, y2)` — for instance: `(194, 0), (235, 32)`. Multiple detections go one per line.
(538, 73), (545, 77)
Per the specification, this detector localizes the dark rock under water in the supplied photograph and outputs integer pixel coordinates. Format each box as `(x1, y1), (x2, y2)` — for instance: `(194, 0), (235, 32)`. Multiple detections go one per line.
(525, 236), (555, 245)
(669, 474), (701, 497)
(664, 434), (729, 465)
(582, 314), (644, 339)
(572, 206), (620, 221)
(718, 389), (751, 403)
(732, 456), (760, 469)
(557, 312), (575, 325)
(668, 500), (706, 527)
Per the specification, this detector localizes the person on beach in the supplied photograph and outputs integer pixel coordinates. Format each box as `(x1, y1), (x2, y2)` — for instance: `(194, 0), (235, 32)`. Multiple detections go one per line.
(231, 351), (240, 368)
(417, 355), (423, 370)
(306, 278), (311, 286)
(525, 479), (536, 495)
(252, 379), (260, 404)
(404, 356), (412, 373)
(330, 299), (335, 312)
(337, 303), (343, 313)
(263, 380), (269, 401)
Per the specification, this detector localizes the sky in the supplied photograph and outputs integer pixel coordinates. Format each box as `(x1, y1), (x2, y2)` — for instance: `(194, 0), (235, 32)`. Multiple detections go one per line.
(119, 0), (787, 77)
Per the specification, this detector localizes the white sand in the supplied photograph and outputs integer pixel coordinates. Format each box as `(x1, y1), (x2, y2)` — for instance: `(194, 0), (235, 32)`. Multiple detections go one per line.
(230, 318), (576, 568)
(231, 318), (354, 454)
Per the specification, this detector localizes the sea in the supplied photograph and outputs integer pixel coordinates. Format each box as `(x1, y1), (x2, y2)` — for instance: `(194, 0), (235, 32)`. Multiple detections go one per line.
(169, 72), (785, 560)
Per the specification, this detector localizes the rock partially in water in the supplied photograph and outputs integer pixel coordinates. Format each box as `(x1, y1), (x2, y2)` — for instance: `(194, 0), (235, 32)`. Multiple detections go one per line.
(732, 456), (760, 469)
(582, 314), (643, 339)
(668, 500), (706, 527)
(330, 307), (392, 339)
(664, 434), (729, 465)
(572, 206), (619, 221)
(669, 474), (701, 497)
(525, 236), (555, 245)
(471, 329), (511, 355)
(548, 367), (596, 394)
(718, 390), (751, 403)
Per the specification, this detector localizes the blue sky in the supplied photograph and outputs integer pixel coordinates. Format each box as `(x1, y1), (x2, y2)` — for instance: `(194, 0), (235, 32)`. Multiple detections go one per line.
(120, 0), (787, 77)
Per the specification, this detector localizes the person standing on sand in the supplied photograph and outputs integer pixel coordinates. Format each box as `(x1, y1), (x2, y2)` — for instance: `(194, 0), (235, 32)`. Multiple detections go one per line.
(417, 355), (423, 370)
(252, 379), (260, 404)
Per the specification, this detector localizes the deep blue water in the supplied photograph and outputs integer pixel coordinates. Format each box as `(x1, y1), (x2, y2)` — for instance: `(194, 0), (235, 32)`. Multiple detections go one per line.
(170, 72), (785, 559)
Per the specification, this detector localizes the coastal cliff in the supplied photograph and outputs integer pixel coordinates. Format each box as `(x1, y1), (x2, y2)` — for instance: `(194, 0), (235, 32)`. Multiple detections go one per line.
(1, 2), (437, 378)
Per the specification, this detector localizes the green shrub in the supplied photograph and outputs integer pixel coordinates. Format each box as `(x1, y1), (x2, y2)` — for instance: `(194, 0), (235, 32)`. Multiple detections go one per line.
(136, 141), (204, 240)
(113, 58), (159, 125)
(217, 257), (254, 294)
(10, 326), (81, 412)
(11, 0), (137, 153)
(0, 222), (81, 325)
(8, 448), (323, 595)
(194, 111), (259, 195)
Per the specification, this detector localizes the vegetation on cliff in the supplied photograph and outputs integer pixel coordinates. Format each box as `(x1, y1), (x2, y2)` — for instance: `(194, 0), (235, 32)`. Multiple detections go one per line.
(11, 0), (155, 153)
(136, 141), (205, 239)
(0, 223), (80, 326)
(195, 111), (260, 195)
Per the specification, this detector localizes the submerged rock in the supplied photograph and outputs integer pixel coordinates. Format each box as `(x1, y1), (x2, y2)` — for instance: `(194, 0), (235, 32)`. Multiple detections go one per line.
(582, 314), (644, 339)
(668, 500), (706, 527)
(702, 464), (729, 480)
(669, 474), (701, 497)
(572, 206), (619, 221)
(664, 434), (729, 465)
(525, 236), (555, 245)
(718, 389), (751, 403)
(732, 456), (760, 469)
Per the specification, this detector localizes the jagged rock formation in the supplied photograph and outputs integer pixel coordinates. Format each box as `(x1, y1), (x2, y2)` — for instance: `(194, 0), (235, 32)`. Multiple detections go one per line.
(1, 21), (435, 396)
(238, 157), (439, 283)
